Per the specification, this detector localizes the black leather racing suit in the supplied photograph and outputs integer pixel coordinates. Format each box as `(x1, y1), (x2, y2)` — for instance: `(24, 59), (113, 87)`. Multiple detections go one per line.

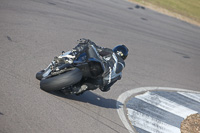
(73, 39), (125, 92)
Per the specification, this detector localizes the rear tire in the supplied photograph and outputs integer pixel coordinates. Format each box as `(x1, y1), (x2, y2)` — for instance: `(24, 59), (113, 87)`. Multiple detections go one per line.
(40, 68), (82, 91)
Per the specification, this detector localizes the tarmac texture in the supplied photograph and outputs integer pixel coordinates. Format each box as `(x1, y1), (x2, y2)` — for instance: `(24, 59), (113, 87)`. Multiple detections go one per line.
(0, 0), (200, 133)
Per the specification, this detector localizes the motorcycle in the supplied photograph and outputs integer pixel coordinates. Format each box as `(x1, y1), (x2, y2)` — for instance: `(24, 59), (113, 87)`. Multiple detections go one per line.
(36, 51), (104, 94)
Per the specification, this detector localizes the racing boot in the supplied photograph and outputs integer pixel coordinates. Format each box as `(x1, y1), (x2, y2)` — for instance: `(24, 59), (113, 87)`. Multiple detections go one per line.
(73, 84), (88, 95)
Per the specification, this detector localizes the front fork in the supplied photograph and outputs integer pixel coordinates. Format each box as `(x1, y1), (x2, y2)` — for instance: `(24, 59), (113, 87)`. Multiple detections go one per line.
(42, 60), (56, 79)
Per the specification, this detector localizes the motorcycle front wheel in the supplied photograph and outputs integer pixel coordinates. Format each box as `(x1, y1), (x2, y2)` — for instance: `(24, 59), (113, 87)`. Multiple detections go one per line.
(36, 70), (45, 80)
(40, 68), (82, 91)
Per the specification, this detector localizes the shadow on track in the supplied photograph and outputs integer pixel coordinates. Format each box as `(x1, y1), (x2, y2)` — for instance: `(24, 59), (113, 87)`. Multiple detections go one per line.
(49, 91), (123, 109)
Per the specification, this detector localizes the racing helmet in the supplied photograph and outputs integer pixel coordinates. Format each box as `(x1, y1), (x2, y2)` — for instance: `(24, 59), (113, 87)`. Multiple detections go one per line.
(113, 45), (129, 60)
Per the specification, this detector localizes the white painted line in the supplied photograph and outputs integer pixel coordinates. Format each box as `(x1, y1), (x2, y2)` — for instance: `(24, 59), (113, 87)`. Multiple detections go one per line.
(117, 94), (135, 133)
(178, 92), (200, 103)
(116, 87), (200, 133)
(127, 109), (181, 133)
(136, 91), (198, 118)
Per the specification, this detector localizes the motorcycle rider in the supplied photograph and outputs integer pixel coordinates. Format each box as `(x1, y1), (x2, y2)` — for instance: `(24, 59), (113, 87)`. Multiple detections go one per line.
(65, 38), (128, 95)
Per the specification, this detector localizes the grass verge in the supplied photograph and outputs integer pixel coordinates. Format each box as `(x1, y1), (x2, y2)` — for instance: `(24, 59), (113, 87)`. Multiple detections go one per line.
(128, 0), (200, 26)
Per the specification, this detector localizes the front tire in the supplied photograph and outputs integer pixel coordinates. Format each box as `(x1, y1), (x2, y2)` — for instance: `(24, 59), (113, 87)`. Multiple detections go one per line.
(40, 68), (82, 91)
(36, 70), (45, 80)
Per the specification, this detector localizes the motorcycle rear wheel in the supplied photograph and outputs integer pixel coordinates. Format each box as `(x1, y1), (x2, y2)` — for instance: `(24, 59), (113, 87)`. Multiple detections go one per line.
(40, 68), (82, 91)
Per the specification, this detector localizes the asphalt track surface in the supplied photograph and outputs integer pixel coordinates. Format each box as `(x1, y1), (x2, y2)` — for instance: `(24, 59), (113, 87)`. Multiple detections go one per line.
(0, 0), (200, 133)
